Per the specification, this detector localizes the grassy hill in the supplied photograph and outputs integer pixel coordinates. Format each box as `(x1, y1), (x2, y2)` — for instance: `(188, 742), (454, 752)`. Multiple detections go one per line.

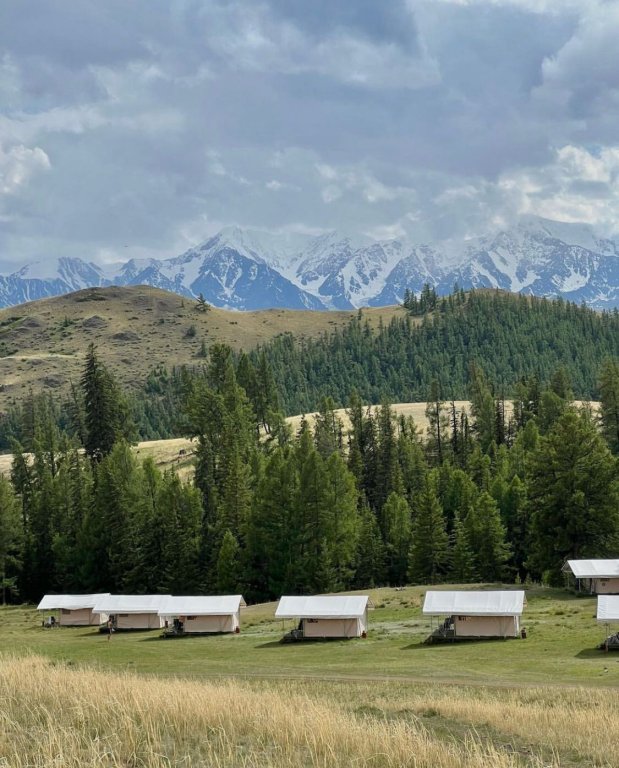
(0, 285), (407, 411)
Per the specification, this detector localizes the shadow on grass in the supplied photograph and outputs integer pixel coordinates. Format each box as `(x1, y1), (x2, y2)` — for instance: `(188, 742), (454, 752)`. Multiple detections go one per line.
(401, 637), (513, 650)
(575, 648), (608, 658)
(254, 640), (284, 649)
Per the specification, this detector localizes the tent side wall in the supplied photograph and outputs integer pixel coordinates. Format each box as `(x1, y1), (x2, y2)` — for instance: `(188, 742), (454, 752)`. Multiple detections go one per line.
(182, 614), (238, 633)
(593, 578), (619, 594)
(454, 615), (519, 638)
(114, 613), (164, 630)
(58, 608), (107, 626)
(302, 618), (361, 638)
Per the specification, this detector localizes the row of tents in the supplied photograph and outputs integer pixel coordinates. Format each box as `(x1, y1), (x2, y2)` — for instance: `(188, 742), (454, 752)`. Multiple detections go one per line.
(38, 590), (528, 640)
(37, 587), (619, 642)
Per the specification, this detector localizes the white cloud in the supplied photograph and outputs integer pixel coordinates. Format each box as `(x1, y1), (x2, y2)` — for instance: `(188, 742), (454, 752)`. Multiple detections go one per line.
(0, 144), (50, 195)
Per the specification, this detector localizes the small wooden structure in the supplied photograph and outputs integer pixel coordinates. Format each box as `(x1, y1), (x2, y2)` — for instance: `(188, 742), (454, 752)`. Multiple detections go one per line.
(563, 560), (619, 594)
(92, 594), (170, 630)
(158, 595), (246, 636)
(597, 595), (619, 650)
(423, 590), (526, 642)
(37, 594), (110, 627)
(275, 595), (371, 640)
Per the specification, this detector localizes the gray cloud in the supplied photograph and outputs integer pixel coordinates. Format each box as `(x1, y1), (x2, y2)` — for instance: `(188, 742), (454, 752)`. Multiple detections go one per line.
(1, 0), (619, 269)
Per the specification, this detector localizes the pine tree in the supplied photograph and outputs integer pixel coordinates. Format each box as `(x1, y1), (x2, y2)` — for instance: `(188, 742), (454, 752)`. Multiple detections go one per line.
(425, 380), (448, 465)
(216, 530), (241, 593)
(599, 358), (619, 454)
(0, 475), (23, 603)
(314, 396), (343, 459)
(449, 512), (476, 583)
(324, 452), (360, 590)
(407, 476), (449, 584)
(354, 504), (385, 588)
(464, 491), (510, 581)
(382, 492), (412, 585)
(528, 409), (619, 582)
(81, 344), (135, 461)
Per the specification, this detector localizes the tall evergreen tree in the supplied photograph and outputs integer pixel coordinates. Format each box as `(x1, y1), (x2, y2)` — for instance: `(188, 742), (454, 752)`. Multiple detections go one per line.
(599, 358), (619, 454)
(528, 409), (619, 581)
(382, 492), (412, 585)
(81, 343), (134, 461)
(407, 476), (449, 584)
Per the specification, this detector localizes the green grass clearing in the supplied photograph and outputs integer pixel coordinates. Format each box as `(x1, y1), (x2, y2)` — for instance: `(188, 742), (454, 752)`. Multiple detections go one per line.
(1, 585), (615, 688)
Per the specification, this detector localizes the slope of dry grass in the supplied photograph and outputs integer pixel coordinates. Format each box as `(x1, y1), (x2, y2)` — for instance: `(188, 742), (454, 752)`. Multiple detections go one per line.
(0, 285), (407, 411)
(0, 655), (573, 768)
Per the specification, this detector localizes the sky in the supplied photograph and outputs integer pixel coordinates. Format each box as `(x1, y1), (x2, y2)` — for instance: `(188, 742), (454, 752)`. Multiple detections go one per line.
(1, 0), (619, 269)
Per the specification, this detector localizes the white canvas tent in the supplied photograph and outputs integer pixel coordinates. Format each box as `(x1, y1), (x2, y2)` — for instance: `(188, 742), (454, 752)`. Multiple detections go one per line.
(158, 595), (246, 634)
(37, 594), (110, 626)
(423, 590), (526, 639)
(275, 595), (371, 639)
(92, 594), (170, 630)
(563, 560), (619, 594)
(597, 595), (619, 622)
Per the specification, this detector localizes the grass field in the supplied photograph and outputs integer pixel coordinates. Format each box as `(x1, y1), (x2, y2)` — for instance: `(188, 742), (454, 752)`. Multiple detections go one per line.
(1, 585), (614, 687)
(1, 586), (617, 766)
(0, 585), (619, 768)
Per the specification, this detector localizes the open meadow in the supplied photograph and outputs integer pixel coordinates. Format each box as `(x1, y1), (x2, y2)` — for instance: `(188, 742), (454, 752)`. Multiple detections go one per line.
(1, 586), (618, 767)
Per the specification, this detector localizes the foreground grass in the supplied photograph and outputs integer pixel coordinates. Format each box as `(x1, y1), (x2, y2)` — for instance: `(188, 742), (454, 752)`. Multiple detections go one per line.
(1, 586), (615, 688)
(1, 588), (617, 766)
(3, 654), (615, 767)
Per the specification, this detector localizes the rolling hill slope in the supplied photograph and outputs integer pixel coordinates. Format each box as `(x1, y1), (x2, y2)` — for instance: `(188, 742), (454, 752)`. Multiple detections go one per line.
(0, 285), (406, 411)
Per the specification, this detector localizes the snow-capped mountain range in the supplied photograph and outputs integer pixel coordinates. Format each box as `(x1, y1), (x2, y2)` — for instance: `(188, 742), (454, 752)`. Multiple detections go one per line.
(2, 216), (619, 311)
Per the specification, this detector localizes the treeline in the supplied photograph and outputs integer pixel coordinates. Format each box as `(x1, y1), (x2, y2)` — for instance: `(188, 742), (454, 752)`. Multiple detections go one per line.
(252, 290), (619, 414)
(1, 339), (619, 604)
(1, 289), (618, 448)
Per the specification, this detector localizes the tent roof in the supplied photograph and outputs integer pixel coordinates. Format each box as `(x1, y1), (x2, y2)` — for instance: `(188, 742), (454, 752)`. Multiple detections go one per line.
(275, 595), (371, 619)
(92, 594), (170, 614)
(564, 559), (619, 578)
(597, 595), (619, 622)
(158, 595), (246, 616)
(423, 590), (526, 617)
(37, 594), (110, 611)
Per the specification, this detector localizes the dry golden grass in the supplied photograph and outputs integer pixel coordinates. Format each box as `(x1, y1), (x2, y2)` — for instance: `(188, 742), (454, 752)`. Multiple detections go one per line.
(0, 655), (562, 768)
(0, 285), (406, 411)
(287, 400), (598, 440)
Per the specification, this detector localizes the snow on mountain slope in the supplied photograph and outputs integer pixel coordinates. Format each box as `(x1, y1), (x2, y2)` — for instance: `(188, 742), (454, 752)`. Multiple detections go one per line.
(0, 216), (618, 309)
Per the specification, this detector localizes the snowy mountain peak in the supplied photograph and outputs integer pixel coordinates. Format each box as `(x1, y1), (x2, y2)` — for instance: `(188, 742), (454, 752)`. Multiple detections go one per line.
(0, 217), (618, 310)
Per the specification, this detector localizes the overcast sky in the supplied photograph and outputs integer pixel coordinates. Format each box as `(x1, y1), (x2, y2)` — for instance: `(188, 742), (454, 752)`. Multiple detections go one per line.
(1, 0), (618, 268)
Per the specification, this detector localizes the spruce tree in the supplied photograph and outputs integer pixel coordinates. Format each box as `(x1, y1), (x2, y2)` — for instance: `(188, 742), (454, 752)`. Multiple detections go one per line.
(464, 491), (510, 582)
(0, 475), (23, 604)
(382, 492), (412, 585)
(81, 343), (134, 461)
(216, 530), (241, 593)
(528, 409), (619, 581)
(354, 504), (385, 588)
(599, 358), (619, 454)
(449, 512), (476, 583)
(407, 476), (449, 584)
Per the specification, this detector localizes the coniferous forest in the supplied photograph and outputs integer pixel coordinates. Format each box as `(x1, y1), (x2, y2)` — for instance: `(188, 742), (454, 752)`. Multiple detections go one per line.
(0, 290), (619, 604)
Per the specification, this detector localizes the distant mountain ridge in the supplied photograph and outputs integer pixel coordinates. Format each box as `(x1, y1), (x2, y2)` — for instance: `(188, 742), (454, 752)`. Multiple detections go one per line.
(2, 216), (619, 310)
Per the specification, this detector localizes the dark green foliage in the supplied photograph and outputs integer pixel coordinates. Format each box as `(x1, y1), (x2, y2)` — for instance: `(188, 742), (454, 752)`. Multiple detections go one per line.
(249, 291), (619, 416)
(599, 359), (619, 454)
(528, 409), (619, 582)
(408, 475), (449, 584)
(80, 343), (135, 461)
